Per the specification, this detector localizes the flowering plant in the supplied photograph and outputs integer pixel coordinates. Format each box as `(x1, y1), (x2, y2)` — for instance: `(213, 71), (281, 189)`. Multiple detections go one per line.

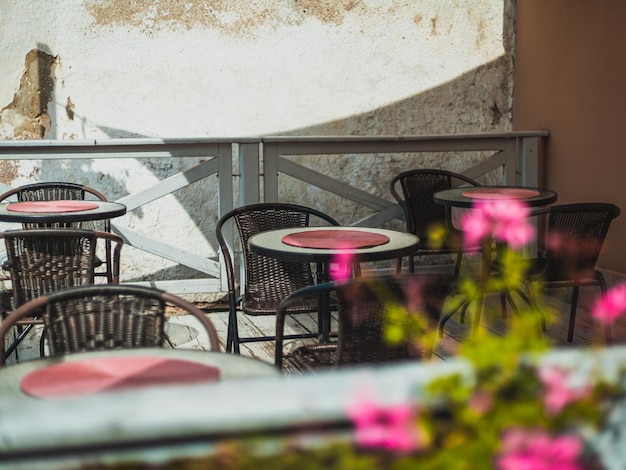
(169, 198), (624, 469)
(339, 198), (623, 468)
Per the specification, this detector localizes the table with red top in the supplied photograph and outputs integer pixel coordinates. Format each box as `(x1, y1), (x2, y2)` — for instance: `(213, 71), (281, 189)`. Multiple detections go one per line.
(0, 348), (279, 401)
(248, 226), (420, 342)
(433, 186), (558, 338)
(433, 186), (557, 209)
(0, 200), (127, 224)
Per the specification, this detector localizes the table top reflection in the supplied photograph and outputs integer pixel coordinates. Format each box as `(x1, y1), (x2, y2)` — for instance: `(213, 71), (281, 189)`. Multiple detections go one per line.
(249, 226), (420, 264)
(0, 348), (279, 401)
(433, 186), (558, 208)
(0, 200), (127, 224)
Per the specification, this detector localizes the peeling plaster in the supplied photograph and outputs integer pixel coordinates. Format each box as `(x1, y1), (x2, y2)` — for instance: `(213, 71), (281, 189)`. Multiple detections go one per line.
(0, 49), (58, 140)
(0, 161), (20, 185)
(85, 0), (366, 34)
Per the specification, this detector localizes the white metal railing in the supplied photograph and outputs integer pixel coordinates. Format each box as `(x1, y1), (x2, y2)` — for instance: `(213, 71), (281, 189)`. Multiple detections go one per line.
(0, 132), (548, 294)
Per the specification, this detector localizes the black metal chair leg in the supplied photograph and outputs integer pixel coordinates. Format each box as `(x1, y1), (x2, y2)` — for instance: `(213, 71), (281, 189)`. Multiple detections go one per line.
(567, 287), (580, 342)
(396, 257), (403, 274)
(4, 323), (36, 360)
(439, 295), (472, 337)
(39, 326), (46, 357)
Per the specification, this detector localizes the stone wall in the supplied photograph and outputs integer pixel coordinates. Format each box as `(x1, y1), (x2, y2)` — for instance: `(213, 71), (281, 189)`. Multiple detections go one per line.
(0, 0), (515, 284)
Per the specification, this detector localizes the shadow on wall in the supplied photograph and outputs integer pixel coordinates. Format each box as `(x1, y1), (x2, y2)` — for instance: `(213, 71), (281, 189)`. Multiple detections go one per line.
(0, 38), (513, 283)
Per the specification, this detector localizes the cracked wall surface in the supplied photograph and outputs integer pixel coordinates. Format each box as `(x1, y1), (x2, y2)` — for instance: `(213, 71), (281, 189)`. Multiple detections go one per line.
(0, 49), (58, 140)
(0, 0), (514, 285)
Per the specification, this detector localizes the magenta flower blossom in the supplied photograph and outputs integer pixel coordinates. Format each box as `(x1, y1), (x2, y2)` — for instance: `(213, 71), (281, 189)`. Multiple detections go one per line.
(498, 427), (583, 470)
(539, 365), (591, 416)
(347, 396), (421, 452)
(591, 283), (626, 324)
(330, 245), (355, 282)
(461, 199), (535, 249)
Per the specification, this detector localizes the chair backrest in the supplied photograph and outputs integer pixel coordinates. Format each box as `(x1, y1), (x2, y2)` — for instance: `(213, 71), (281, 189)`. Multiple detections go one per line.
(0, 181), (109, 229)
(0, 182), (114, 280)
(389, 169), (480, 243)
(539, 203), (621, 281)
(0, 228), (123, 309)
(216, 203), (339, 313)
(275, 273), (454, 369)
(0, 284), (220, 363)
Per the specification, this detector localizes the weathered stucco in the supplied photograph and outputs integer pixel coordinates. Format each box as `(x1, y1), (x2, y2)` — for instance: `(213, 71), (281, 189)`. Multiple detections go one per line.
(0, 50), (58, 140)
(0, 0), (515, 285)
(85, 0), (363, 32)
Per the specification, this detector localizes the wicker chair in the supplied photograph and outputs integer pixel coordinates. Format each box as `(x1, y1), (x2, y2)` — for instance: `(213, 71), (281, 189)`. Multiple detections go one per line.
(275, 273), (454, 371)
(0, 284), (220, 364)
(390, 169), (481, 274)
(216, 203), (340, 354)
(522, 203), (621, 344)
(0, 182), (114, 282)
(0, 228), (123, 360)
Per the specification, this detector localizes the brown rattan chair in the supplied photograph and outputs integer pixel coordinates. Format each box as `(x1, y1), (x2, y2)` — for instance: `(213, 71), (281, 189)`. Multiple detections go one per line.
(275, 273), (454, 371)
(390, 169), (481, 274)
(522, 203), (621, 344)
(0, 228), (123, 360)
(0, 284), (220, 364)
(216, 203), (340, 354)
(0, 182), (114, 282)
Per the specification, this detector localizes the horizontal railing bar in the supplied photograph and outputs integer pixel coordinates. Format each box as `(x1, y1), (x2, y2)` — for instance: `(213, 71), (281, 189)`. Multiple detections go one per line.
(263, 131), (549, 143)
(266, 141), (518, 155)
(0, 140), (250, 160)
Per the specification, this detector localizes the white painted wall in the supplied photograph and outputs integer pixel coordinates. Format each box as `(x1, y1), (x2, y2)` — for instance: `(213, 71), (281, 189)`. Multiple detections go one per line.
(0, 0), (514, 287)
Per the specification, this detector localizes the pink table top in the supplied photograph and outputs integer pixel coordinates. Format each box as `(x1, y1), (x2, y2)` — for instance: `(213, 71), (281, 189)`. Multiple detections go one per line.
(20, 355), (221, 399)
(281, 229), (390, 249)
(7, 200), (100, 213)
(461, 188), (541, 200)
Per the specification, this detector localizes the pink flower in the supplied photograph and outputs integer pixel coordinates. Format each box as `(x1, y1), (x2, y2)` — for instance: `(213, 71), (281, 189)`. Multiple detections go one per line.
(498, 427), (583, 470)
(330, 246), (355, 282)
(591, 283), (626, 324)
(347, 396), (421, 452)
(461, 199), (535, 249)
(539, 365), (591, 416)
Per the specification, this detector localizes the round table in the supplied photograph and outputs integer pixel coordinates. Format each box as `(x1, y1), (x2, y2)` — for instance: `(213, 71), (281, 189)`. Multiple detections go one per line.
(249, 226), (420, 265)
(249, 226), (420, 342)
(0, 348), (279, 401)
(433, 186), (558, 208)
(0, 201), (127, 224)
(433, 185), (558, 339)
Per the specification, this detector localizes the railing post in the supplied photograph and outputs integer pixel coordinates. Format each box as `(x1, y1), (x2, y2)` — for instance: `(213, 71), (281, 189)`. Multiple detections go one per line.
(518, 135), (544, 258)
(518, 135), (542, 187)
(218, 143), (234, 293)
(262, 141), (279, 202)
(497, 139), (519, 185)
(239, 142), (261, 206)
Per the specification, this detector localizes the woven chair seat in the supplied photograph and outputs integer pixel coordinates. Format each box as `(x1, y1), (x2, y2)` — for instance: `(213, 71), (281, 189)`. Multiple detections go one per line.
(0, 228), (124, 361)
(522, 203), (620, 344)
(275, 273), (454, 372)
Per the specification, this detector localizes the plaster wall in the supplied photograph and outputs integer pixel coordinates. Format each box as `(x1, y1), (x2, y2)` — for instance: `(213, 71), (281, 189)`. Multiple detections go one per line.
(0, 0), (514, 284)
